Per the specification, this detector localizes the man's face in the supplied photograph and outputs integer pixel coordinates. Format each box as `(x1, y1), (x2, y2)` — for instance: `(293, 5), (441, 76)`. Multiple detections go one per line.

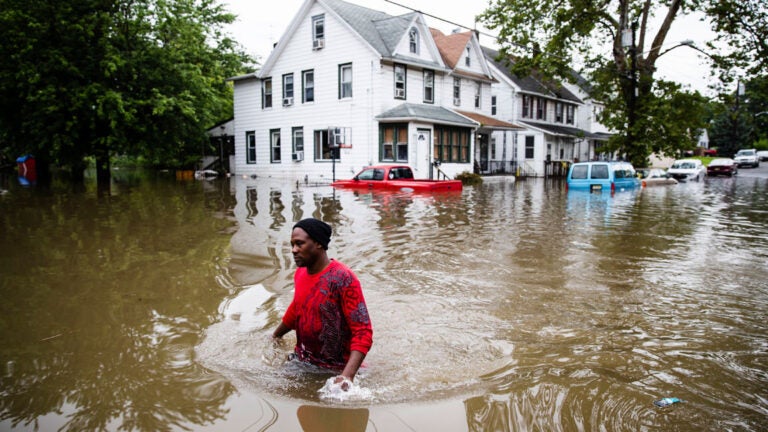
(291, 227), (323, 268)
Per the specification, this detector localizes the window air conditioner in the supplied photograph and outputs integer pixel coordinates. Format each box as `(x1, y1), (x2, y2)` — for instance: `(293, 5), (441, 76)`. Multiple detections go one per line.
(395, 88), (405, 98)
(313, 39), (325, 50)
(292, 151), (304, 161)
(283, 97), (293, 106)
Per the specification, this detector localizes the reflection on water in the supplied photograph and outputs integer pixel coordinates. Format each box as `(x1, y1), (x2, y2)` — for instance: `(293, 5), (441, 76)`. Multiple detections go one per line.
(1, 172), (767, 431)
(297, 405), (369, 432)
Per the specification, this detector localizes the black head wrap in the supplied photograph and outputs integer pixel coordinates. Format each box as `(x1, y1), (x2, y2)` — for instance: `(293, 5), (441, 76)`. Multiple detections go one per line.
(293, 218), (332, 249)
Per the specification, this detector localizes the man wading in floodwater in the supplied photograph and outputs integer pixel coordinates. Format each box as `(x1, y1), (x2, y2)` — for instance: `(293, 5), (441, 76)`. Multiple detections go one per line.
(272, 218), (373, 390)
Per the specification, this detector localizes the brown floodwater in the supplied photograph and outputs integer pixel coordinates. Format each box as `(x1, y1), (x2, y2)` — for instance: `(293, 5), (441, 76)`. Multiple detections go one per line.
(1, 170), (767, 431)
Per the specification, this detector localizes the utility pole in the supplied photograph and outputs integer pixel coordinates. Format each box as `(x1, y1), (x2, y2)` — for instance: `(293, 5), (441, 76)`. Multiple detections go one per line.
(622, 21), (638, 160)
(733, 80), (744, 152)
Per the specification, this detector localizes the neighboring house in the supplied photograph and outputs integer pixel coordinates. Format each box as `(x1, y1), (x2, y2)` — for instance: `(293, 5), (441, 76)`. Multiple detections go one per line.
(228, 0), (515, 182)
(483, 47), (589, 177)
(563, 70), (614, 162)
(697, 128), (710, 150)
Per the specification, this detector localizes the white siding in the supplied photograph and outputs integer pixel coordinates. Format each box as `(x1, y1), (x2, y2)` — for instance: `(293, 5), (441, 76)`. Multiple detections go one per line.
(236, 3), (382, 181)
(232, 78), (260, 174)
(232, 1), (481, 181)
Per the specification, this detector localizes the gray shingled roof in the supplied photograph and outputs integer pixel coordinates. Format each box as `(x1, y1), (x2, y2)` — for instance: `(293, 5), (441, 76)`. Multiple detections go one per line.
(376, 103), (478, 127)
(323, 0), (415, 57)
(482, 46), (582, 103)
(519, 120), (588, 138)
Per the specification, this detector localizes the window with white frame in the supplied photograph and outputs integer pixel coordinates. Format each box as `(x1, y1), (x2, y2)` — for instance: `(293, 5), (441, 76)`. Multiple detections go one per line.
(555, 102), (564, 123)
(262, 78), (272, 109)
(282, 74), (294, 106)
(394, 64), (406, 99)
(423, 70), (434, 103)
(491, 95), (497, 115)
(270, 129), (281, 162)
(566, 105), (575, 124)
(465, 46), (471, 67)
(292, 127), (304, 153)
(302, 70), (314, 103)
(453, 77), (461, 105)
(246, 131), (256, 163)
(474, 82), (481, 108)
(314, 129), (341, 161)
(339, 63), (352, 99)
(409, 28), (419, 54)
(312, 15), (324, 48)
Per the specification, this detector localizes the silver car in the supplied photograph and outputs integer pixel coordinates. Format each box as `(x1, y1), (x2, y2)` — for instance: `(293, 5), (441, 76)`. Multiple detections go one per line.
(734, 149), (760, 168)
(667, 159), (706, 182)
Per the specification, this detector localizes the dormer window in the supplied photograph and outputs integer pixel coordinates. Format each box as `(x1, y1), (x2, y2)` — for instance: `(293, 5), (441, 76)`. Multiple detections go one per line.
(312, 15), (325, 49)
(465, 46), (471, 67)
(409, 28), (419, 54)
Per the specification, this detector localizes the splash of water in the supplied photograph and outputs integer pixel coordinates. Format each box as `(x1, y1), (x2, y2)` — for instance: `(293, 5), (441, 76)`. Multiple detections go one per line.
(318, 376), (373, 402)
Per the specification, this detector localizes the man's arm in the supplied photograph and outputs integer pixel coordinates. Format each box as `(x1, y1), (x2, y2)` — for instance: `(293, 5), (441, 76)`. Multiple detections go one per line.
(272, 321), (291, 340)
(339, 350), (366, 381)
(333, 349), (366, 390)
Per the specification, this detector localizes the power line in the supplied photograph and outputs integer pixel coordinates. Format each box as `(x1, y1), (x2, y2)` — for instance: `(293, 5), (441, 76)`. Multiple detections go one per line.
(382, 0), (491, 39)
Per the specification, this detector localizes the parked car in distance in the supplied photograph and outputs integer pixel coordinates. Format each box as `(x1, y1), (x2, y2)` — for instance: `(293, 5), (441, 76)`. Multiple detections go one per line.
(667, 159), (706, 182)
(757, 150), (768, 162)
(567, 161), (640, 192)
(703, 148), (717, 156)
(640, 168), (678, 187)
(733, 149), (760, 168)
(707, 158), (738, 177)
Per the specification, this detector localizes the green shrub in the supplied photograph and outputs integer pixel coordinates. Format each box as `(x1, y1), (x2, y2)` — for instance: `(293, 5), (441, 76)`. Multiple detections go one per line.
(456, 171), (483, 186)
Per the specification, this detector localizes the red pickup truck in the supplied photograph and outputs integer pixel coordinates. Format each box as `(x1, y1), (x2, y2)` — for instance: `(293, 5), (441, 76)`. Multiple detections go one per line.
(331, 164), (463, 192)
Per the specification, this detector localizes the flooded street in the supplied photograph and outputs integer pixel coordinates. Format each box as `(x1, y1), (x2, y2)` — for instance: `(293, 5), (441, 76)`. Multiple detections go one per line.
(1, 171), (767, 431)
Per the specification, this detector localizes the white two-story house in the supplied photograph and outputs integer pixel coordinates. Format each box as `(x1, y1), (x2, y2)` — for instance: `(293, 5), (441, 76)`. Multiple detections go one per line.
(482, 46), (588, 177)
(229, 0), (511, 182)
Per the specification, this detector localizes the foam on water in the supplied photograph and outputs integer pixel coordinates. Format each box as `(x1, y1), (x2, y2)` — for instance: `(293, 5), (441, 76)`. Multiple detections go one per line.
(318, 376), (373, 402)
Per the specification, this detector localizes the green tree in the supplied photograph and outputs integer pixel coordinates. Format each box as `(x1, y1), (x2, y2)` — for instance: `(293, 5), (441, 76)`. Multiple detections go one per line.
(0, 0), (252, 184)
(706, 0), (768, 80)
(478, 0), (755, 167)
(708, 75), (768, 155)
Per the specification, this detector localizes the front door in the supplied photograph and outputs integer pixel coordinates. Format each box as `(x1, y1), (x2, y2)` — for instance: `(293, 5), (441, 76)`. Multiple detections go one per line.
(415, 128), (431, 179)
(477, 133), (489, 173)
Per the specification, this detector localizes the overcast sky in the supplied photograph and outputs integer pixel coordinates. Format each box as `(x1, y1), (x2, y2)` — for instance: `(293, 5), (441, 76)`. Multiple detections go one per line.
(222, 0), (719, 95)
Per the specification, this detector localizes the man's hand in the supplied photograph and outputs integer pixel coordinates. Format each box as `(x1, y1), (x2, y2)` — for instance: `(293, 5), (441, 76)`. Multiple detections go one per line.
(270, 334), (284, 347)
(333, 375), (352, 391)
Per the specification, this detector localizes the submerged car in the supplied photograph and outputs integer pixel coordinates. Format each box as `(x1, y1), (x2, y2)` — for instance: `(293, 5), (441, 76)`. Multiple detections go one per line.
(707, 158), (738, 177)
(734, 149), (760, 168)
(757, 150), (768, 162)
(640, 168), (678, 186)
(566, 161), (640, 192)
(667, 159), (706, 182)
